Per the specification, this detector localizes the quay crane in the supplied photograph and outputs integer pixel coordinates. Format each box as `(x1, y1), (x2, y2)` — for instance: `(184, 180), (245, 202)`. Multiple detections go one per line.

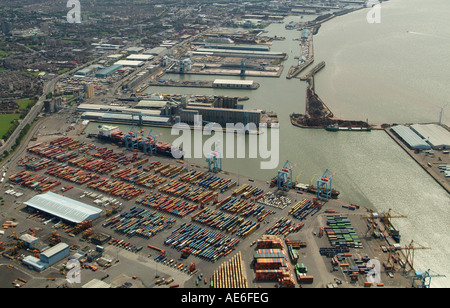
(409, 269), (446, 288)
(276, 160), (295, 191)
(316, 169), (335, 201)
(402, 240), (431, 272)
(206, 143), (222, 173)
(294, 170), (303, 186)
(140, 129), (159, 155)
(240, 59), (246, 76)
(123, 125), (140, 151)
(380, 209), (407, 243)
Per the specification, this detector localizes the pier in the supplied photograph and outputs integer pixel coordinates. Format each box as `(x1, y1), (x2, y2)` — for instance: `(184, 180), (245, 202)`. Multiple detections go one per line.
(300, 61), (326, 81)
(147, 79), (260, 90)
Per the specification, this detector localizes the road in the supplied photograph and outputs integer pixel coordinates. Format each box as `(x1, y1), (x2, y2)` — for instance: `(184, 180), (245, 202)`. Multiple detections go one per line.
(0, 57), (105, 157)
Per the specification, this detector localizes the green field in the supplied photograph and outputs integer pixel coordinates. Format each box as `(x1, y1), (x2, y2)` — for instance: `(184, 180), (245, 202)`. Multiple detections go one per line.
(0, 114), (21, 140)
(15, 98), (35, 110)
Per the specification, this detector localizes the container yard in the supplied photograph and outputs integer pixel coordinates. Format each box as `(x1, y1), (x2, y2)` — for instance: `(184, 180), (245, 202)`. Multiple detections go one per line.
(0, 114), (417, 289)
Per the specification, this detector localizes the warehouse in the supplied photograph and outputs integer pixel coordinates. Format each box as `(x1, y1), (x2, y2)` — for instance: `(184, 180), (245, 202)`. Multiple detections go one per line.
(22, 242), (70, 272)
(135, 100), (168, 109)
(126, 47), (145, 54)
(196, 48), (287, 59)
(391, 125), (431, 150)
(410, 124), (450, 150)
(75, 64), (102, 76)
(183, 106), (261, 126)
(24, 192), (102, 224)
(126, 54), (154, 61)
(77, 104), (127, 113)
(213, 79), (255, 89)
(40, 243), (70, 266)
(95, 64), (123, 78)
(115, 60), (145, 67)
(82, 112), (171, 126)
(144, 47), (168, 57)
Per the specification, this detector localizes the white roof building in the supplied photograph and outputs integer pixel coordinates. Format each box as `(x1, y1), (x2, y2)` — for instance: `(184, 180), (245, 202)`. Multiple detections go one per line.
(24, 192), (102, 224)
(410, 124), (450, 150)
(126, 54), (154, 61)
(115, 60), (145, 67)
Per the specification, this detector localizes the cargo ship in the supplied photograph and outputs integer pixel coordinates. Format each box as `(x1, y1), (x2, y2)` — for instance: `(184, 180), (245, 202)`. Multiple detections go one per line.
(96, 125), (184, 158)
(270, 178), (340, 199)
(325, 124), (372, 132)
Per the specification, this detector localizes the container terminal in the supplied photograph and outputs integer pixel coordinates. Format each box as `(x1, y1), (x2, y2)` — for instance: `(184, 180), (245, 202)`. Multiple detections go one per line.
(0, 112), (432, 289)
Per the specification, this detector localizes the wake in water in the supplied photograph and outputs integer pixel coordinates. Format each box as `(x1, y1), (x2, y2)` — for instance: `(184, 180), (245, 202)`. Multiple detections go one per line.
(407, 31), (447, 40)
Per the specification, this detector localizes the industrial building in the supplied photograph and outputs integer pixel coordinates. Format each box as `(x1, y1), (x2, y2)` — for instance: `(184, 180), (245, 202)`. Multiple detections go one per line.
(125, 47), (145, 54)
(213, 79), (255, 89)
(24, 192), (102, 224)
(107, 54), (124, 60)
(391, 125), (431, 150)
(19, 234), (48, 252)
(196, 48), (287, 59)
(81, 112), (171, 126)
(115, 60), (145, 67)
(84, 84), (95, 99)
(95, 64), (123, 78)
(40, 243), (70, 266)
(301, 29), (311, 40)
(22, 243), (70, 272)
(204, 44), (270, 52)
(410, 124), (450, 150)
(126, 54), (154, 61)
(144, 47), (168, 57)
(135, 100), (168, 109)
(77, 104), (163, 117)
(182, 106), (261, 126)
(75, 64), (103, 76)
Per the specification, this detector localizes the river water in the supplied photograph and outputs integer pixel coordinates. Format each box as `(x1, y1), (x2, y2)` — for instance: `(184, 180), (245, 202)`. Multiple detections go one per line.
(86, 0), (450, 287)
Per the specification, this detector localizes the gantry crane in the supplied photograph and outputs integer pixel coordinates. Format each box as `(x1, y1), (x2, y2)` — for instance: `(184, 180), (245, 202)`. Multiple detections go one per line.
(294, 170), (303, 186)
(123, 125), (139, 151)
(316, 169), (335, 201)
(277, 160), (295, 191)
(410, 269), (446, 288)
(240, 59), (246, 76)
(380, 209), (407, 243)
(140, 129), (159, 155)
(206, 143), (222, 173)
(402, 240), (431, 272)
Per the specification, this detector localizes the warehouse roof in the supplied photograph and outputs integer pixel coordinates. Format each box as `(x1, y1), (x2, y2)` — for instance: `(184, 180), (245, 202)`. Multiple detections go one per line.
(144, 47), (167, 55)
(213, 79), (254, 85)
(391, 125), (431, 150)
(41, 243), (69, 258)
(82, 279), (111, 288)
(136, 100), (167, 109)
(24, 192), (102, 224)
(115, 60), (145, 67)
(410, 124), (450, 149)
(126, 54), (153, 61)
(96, 64), (123, 76)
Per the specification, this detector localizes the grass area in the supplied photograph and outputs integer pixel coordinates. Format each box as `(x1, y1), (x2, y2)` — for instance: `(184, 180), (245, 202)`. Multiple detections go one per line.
(15, 98), (35, 110)
(0, 50), (8, 58)
(58, 68), (70, 75)
(0, 114), (21, 140)
(25, 71), (44, 77)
